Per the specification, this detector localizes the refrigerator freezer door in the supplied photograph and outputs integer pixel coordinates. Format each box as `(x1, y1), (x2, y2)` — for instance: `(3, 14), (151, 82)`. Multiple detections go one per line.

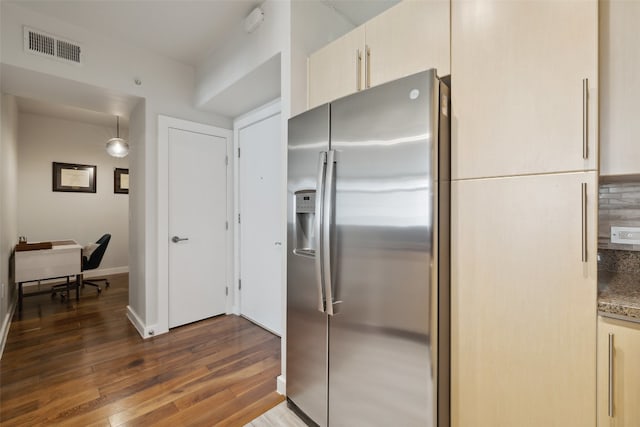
(287, 104), (330, 427)
(328, 70), (439, 426)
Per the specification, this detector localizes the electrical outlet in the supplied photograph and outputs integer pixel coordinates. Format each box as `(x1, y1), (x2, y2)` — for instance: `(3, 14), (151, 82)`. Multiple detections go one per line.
(611, 226), (640, 245)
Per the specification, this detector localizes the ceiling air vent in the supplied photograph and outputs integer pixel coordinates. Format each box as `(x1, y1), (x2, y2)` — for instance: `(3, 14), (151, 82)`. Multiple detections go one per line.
(24, 27), (83, 65)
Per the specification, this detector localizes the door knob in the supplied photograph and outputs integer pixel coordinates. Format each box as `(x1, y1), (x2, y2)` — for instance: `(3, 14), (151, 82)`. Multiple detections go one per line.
(172, 236), (189, 243)
(274, 241), (282, 246)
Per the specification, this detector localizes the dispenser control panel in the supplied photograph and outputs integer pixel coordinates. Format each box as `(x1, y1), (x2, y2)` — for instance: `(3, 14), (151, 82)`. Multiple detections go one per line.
(296, 192), (316, 213)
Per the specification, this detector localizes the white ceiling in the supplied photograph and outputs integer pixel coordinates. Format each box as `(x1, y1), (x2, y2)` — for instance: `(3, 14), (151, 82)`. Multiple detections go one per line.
(323, 0), (400, 26)
(5, 0), (399, 121)
(16, 96), (129, 129)
(11, 0), (258, 67)
(11, 0), (400, 68)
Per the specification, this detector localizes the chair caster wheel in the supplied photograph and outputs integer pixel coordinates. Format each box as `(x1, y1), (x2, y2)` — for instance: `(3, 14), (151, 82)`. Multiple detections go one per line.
(97, 288), (102, 295)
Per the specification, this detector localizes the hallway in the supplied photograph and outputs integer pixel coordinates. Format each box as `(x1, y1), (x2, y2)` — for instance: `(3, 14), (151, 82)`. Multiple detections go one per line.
(0, 273), (282, 425)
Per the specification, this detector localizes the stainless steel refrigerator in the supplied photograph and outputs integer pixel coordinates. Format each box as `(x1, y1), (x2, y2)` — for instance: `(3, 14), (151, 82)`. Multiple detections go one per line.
(286, 69), (450, 427)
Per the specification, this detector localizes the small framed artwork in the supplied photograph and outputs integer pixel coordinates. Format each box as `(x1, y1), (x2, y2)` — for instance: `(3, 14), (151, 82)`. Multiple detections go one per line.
(114, 168), (129, 194)
(52, 162), (97, 193)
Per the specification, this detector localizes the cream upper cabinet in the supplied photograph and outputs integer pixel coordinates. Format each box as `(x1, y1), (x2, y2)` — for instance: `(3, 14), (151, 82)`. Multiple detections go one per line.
(600, 0), (640, 176)
(451, 0), (598, 179)
(308, 0), (450, 109)
(365, 0), (450, 87)
(308, 26), (365, 109)
(598, 317), (640, 427)
(451, 172), (597, 427)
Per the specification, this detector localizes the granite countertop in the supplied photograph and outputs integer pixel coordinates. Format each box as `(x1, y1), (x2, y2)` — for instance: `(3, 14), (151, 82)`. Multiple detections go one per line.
(598, 270), (640, 323)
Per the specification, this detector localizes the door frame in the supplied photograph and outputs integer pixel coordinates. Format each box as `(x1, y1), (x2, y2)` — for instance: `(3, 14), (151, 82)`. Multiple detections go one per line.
(232, 99), (282, 315)
(158, 115), (233, 334)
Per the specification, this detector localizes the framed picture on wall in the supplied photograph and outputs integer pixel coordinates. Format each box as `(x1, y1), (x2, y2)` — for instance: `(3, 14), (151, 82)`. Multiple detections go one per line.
(114, 168), (129, 194)
(52, 162), (97, 193)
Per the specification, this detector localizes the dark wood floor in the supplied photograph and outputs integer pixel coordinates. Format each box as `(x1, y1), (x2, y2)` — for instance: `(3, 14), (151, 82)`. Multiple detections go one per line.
(0, 273), (283, 426)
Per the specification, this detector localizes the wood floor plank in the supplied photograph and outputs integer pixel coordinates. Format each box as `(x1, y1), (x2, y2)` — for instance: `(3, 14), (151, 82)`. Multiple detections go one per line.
(0, 273), (282, 425)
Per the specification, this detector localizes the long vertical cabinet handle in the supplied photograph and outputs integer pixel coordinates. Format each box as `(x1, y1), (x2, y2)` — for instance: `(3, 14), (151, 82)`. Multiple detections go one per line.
(608, 333), (614, 417)
(323, 150), (336, 316)
(583, 78), (589, 159)
(314, 152), (327, 313)
(356, 49), (362, 91)
(365, 45), (371, 89)
(581, 182), (587, 263)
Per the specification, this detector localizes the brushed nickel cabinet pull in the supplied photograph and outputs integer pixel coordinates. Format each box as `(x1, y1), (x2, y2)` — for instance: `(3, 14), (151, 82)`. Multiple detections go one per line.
(356, 49), (362, 91)
(583, 78), (588, 159)
(608, 333), (614, 417)
(365, 45), (371, 88)
(581, 182), (587, 263)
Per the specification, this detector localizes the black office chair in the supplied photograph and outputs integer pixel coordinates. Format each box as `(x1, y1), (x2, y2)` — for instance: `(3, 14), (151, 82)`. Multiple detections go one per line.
(52, 234), (111, 300)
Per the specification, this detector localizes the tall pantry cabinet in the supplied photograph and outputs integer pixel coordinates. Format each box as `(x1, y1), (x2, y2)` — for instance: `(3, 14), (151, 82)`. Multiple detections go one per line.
(450, 0), (599, 426)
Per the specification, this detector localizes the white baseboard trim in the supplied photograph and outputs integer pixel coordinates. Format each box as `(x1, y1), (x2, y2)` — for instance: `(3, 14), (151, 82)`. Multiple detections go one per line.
(126, 305), (167, 339)
(277, 375), (286, 395)
(0, 293), (18, 360)
(127, 305), (154, 339)
(126, 305), (145, 337)
(84, 266), (129, 278)
(21, 266), (129, 289)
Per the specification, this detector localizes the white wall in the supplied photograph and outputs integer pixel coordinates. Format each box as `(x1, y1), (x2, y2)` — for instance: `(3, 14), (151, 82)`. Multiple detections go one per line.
(195, 0), (290, 108)
(0, 94), (18, 352)
(128, 99), (146, 322)
(17, 113), (129, 273)
(0, 2), (231, 335)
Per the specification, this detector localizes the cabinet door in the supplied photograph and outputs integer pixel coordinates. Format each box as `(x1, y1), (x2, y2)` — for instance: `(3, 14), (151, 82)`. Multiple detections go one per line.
(365, 0), (450, 86)
(451, 172), (597, 427)
(308, 26), (365, 109)
(452, 0), (598, 179)
(598, 317), (640, 427)
(600, 0), (640, 176)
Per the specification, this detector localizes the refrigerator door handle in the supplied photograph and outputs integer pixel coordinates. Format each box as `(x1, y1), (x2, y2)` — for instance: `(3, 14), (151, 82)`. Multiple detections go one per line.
(315, 151), (327, 313)
(324, 150), (336, 316)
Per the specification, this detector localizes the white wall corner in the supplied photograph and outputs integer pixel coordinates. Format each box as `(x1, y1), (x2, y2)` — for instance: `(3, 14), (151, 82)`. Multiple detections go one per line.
(0, 292), (17, 360)
(126, 305), (165, 339)
(277, 374), (286, 395)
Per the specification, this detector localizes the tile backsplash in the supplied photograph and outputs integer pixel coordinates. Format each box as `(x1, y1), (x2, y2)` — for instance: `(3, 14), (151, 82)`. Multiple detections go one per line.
(599, 180), (640, 251)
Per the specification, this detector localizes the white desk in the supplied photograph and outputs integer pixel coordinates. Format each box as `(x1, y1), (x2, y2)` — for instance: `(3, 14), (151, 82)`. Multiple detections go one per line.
(15, 240), (82, 311)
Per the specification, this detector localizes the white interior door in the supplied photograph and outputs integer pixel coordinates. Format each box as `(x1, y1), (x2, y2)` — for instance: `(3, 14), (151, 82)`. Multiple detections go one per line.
(169, 128), (227, 328)
(239, 112), (283, 335)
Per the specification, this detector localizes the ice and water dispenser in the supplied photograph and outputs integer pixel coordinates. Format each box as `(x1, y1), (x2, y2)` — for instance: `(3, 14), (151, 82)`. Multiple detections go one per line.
(293, 190), (316, 256)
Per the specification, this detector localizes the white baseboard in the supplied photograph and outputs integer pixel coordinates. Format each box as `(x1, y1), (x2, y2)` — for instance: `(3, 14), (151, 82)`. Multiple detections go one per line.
(126, 305), (167, 339)
(21, 266), (129, 288)
(84, 266), (129, 278)
(277, 375), (286, 395)
(0, 292), (17, 360)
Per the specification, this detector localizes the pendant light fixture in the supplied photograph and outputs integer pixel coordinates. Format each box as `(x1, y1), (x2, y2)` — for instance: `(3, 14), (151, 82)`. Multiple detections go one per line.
(106, 116), (129, 158)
